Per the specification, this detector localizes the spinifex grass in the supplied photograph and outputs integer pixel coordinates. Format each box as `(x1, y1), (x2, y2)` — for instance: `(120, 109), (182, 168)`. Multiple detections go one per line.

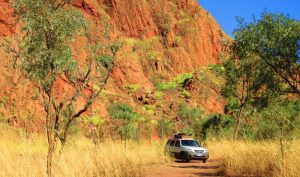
(0, 125), (169, 177)
(207, 140), (300, 177)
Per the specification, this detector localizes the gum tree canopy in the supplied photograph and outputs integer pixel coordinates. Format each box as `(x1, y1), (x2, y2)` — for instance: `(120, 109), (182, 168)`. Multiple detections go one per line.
(222, 12), (300, 140)
(233, 12), (300, 99)
(13, 0), (121, 176)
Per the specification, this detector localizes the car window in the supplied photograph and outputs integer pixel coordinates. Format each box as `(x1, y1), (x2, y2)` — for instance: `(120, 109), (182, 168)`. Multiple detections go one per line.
(170, 140), (175, 146)
(181, 140), (200, 147)
(175, 140), (180, 147)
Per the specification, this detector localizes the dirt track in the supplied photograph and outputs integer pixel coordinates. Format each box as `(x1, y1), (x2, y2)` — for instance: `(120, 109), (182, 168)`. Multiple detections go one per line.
(147, 159), (224, 177)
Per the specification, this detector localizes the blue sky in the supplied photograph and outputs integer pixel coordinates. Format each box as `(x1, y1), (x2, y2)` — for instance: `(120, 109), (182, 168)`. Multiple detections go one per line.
(198, 0), (300, 36)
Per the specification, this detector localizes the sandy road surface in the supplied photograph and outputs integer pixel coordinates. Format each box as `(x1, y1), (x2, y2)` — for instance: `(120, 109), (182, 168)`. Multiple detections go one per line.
(147, 159), (224, 177)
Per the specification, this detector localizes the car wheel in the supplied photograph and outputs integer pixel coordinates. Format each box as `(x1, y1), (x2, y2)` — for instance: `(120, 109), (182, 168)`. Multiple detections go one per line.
(180, 152), (189, 162)
(202, 159), (207, 163)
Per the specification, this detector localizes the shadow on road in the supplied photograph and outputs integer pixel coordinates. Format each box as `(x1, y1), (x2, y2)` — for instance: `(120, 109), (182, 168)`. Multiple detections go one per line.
(171, 165), (221, 169)
(147, 158), (225, 177)
(195, 171), (225, 177)
(172, 159), (225, 177)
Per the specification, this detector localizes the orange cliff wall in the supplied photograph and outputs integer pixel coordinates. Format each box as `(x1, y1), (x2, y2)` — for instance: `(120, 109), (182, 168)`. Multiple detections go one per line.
(1, 0), (226, 87)
(72, 0), (226, 88)
(0, 0), (15, 37)
(0, 0), (227, 131)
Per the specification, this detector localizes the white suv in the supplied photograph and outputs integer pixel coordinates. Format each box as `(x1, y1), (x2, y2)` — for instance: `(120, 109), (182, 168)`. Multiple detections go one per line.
(164, 134), (209, 163)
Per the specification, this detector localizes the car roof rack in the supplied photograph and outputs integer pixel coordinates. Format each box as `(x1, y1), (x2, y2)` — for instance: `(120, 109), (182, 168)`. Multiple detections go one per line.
(174, 133), (193, 139)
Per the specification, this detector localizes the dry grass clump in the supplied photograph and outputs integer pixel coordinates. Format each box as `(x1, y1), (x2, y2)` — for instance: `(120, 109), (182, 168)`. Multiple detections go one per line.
(0, 125), (169, 177)
(207, 140), (300, 177)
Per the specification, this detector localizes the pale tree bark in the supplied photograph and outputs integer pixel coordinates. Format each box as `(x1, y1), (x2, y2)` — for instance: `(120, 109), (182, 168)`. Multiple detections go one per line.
(233, 110), (243, 141)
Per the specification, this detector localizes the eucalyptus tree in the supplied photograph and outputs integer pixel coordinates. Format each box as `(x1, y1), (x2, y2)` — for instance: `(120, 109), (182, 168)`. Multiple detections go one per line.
(233, 12), (300, 100)
(13, 0), (121, 176)
(222, 12), (300, 140)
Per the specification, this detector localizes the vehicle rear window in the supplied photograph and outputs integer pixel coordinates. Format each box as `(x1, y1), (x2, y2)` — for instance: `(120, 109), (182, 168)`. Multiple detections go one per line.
(181, 140), (200, 147)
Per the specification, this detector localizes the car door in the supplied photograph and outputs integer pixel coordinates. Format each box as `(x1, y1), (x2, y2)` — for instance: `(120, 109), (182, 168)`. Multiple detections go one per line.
(169, 140), (175, 150)
(173, 140), (181, 157)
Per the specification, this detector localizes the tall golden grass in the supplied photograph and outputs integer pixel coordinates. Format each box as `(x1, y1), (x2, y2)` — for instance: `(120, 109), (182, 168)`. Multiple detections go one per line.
(207, 140), (300, 177)
(1, 123), (300, 177)
(0, 124), (169, 177)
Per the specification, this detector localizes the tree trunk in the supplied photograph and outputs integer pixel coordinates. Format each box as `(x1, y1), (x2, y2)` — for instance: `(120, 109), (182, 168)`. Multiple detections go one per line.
(234, 116), (241, 141)
(46, 91), (54, 177)
(279, 122), (285, 176)
(233, 108), (243, 141)
(47, 139), (54, 177)
(59, 138), (67, 155)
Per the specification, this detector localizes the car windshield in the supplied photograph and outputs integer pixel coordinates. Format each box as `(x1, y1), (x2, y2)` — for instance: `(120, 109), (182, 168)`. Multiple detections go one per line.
(181, 140), (201, 147)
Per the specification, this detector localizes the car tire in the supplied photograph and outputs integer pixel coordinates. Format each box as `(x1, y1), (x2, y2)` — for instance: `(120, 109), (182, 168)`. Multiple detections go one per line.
(202, 159), (207, 163)
(180, 152), (190, 162)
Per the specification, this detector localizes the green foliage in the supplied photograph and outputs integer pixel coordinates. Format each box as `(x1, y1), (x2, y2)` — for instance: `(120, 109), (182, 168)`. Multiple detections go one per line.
(108, 103), (140, 141)
(119, 122), (139, 141)
(13, 0), (87, 90)
(130, 37), (162, 61)
(255, 98), (300, 139)
(208, 64), (225, 76)
(177, 103), (203, 126)
(200, 114), (235, 140)
(65, 118), (81, 136)
(143, 104), (155, 115)
(191, 120), (203, 140)
(156, 81), (177, 91)
(181, 89), (191, 98)
(81, 115), (106, 127)
(221, 12), (300, 140)
(224, 98), (242, 115)
(221, 45), (258, 140)
(110, 40), (124, 55)
(108, 103), (138, 121)
(97, 55), (114, 70)
(124, 84), (141, 93)
(174, 73), (193, 85)
(155, 73), (193, 91)
(255, 117), (281, 140)
(143, 104), (155, 111)
(154, 91), (164, 99)
(232, 12), (300, 99)
(157, 118), (173, 139)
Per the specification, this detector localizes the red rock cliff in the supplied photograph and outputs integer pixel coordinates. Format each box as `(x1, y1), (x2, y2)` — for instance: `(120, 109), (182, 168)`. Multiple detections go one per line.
(0, 0), (226, 131)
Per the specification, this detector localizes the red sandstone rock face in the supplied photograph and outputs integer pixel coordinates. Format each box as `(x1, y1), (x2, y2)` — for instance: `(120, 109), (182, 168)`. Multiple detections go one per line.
(0, 0), (15, 36)
(0, 0), (226, 128)
(0, 0), (226, 87)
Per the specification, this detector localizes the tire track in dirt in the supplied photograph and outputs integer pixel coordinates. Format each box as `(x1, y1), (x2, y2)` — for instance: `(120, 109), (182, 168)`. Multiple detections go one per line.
(147, 159), (224, 177)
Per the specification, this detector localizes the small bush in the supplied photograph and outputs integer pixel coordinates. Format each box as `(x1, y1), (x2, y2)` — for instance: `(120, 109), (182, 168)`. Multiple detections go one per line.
(174, 73), (193, 85)
(177, 103), (203, 125)
(200, 114), (234, 140)
(108, 103), (138, 121)
(124, 84), (141, 93)
(181, 89), (191, 98)
(157, 118), (173, 139)
(154, 91), (164, 99)
(155, 73), (194, 91)
(108, 103), (140, 141)
(208, 64), (225, 76)
(156, 81), (177, 91)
